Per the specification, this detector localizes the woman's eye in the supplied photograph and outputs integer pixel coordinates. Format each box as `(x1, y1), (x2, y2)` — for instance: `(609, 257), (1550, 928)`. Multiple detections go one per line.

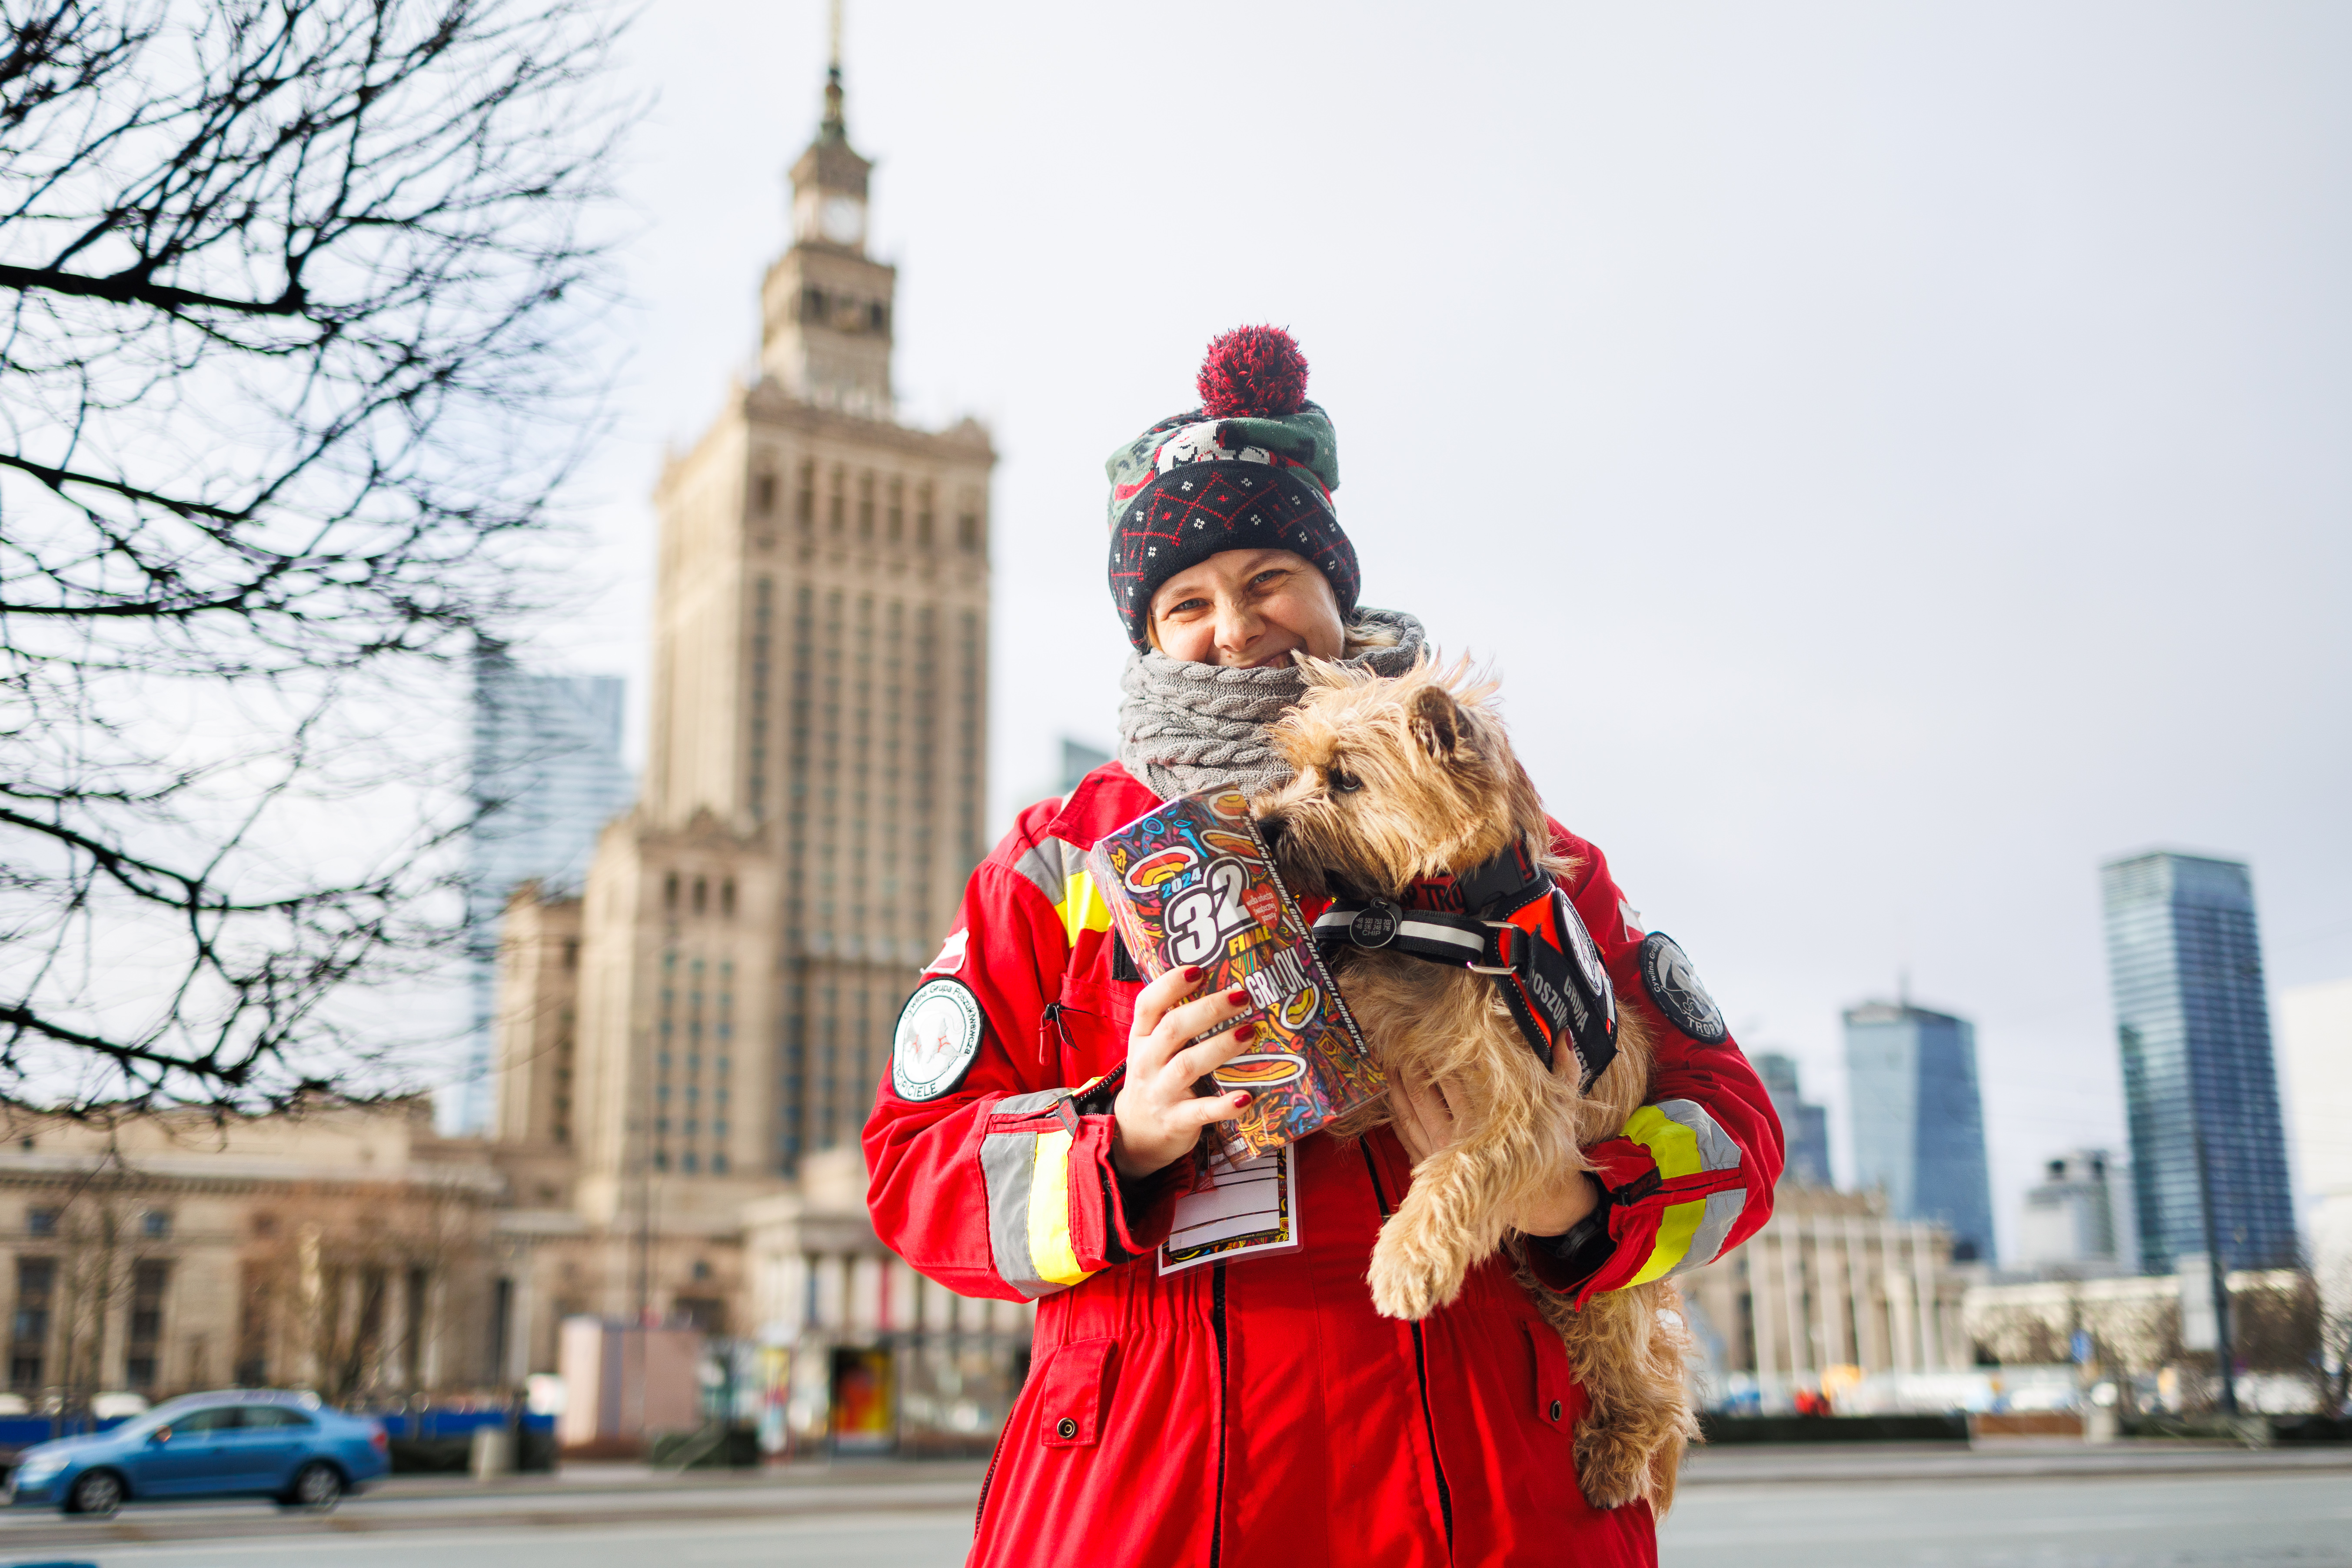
(1329, 769), (1361, 794)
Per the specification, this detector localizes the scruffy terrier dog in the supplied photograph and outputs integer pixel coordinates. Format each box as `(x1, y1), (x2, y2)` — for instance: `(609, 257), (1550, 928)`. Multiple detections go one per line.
(1253, 656), (1697, 1513)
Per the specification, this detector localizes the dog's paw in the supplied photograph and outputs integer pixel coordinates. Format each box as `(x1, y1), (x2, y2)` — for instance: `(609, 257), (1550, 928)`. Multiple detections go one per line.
(1367, 1232), (1460, 1320)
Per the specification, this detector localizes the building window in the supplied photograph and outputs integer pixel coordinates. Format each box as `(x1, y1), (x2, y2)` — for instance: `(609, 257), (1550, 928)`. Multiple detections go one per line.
(796, 459), (815, 526)
(754, 472), (776, 516)
(141, 1210), (170, 1239)
(26, 1208), (56, 1238)
(681, 1151), (699, 1174)
(887, 476), (904, 540)
(857, 470), (875, 537)
(712, 1152), (730, 1175)
(828, 466), (845, 532)
(720, 879), (736, 918)
(692, 876), (708, 915)
(664, 873), (679, 911)
(916, 481), (934, 546)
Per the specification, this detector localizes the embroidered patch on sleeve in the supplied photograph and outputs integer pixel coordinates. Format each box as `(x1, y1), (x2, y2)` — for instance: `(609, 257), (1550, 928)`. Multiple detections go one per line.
(1637, 932), (1729, 1045)
(892, 978), (987, 1101)
(924, 929), (970, 975)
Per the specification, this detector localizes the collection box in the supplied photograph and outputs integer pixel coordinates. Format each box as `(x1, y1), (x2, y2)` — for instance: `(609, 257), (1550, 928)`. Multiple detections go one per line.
(1085, 786), (1384, 1163)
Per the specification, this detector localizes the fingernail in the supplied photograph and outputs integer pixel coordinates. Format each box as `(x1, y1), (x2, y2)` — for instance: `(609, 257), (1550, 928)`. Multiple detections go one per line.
(1232, 1092), (1254, 1108)
(1184, 965), (1205, 980)
(1235, 1023), (1258, 1043)
(1227, 988), (1249, 1005)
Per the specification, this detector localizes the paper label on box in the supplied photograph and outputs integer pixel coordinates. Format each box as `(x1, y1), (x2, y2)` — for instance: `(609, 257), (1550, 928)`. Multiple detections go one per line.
(1158, 1145), (1299, 1274)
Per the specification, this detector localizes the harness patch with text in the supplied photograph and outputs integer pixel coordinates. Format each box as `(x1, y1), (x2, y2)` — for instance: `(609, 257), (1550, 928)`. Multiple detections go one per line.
(892, 978), (986, 1101)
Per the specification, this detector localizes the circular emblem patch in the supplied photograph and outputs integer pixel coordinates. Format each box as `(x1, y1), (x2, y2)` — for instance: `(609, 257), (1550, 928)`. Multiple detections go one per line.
(1637, 932), (1727, 1045)
(892, 978), (986, 1102)
(1349, 900), (1401, 949)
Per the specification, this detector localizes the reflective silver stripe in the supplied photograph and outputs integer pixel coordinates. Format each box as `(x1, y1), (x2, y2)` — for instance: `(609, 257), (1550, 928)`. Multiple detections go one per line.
(1683, 1186), (1747, 1272)
(979, 1090), (1074, 1300)
(1653, 1098), (1740, 1172)
(1396, 918), (1484, 956)
(1008, 840), (1061, 908)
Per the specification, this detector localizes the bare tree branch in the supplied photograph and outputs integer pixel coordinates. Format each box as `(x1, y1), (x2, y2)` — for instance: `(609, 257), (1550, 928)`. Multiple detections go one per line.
(0, 0), (630, 1117)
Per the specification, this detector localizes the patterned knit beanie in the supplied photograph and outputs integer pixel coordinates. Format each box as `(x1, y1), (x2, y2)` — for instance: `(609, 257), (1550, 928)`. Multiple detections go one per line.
(1104, 326), (1360, 650)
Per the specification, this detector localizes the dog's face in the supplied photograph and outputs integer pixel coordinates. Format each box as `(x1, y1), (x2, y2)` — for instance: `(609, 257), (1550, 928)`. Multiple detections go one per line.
(1254, 658), (1540, 899)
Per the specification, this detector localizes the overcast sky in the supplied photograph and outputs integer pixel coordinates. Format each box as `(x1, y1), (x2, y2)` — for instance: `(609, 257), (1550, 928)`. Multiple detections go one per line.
(519, 1), (2352, 1261)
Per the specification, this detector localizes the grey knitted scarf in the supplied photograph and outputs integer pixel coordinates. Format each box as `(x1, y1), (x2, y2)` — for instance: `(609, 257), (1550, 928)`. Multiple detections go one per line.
(1116, 608), (1427, 800)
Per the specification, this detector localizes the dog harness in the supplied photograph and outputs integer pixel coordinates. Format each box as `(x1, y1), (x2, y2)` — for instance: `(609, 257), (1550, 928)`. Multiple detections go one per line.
(1311, 837), (1620, 1090)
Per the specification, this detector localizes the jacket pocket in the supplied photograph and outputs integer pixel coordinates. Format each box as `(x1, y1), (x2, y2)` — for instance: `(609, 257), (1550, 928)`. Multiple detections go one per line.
(1035, 1336), (1118, 1448)
(1521, 1320), (1576, 1434)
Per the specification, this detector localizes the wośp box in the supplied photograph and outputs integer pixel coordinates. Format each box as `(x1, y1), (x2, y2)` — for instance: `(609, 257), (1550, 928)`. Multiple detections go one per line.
(1085, 786), (1384, 1163)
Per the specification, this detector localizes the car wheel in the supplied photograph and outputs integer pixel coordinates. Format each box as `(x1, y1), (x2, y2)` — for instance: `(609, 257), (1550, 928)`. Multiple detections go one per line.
(285, 1460), (343, 1512)
(66, 1468), (123, 1518)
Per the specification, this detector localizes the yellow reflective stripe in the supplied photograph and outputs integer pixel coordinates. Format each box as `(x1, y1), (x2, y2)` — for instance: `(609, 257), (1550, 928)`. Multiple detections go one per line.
(1618, 1103), (1707, 1283)
(1622, 1103), (1703, 1180)
(1026, 1128), (1093, 1288)
(1055, 870), (1112, 948)
(1627, 1198), (1708, 1285)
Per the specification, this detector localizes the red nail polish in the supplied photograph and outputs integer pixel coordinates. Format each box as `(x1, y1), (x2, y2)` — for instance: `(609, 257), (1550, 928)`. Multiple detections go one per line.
(1232, 1092), (1253, 1108)
(1184, 965), (1205, 980)
(1227, 988), (1249, 1005)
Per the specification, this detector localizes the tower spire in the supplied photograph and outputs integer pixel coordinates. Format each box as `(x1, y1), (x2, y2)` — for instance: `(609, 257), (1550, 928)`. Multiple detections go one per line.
(821, 0), (845, 140)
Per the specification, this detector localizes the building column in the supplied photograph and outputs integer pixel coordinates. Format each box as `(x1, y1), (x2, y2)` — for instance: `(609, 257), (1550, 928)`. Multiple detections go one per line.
(1910, 1225), (1938, 1372)
(506, 1255), (535, 1387)
(1748, 1243), (1778, 1394)
(419, 1272), (446, 1391)
(1780, 1227), (1811, 1384)
(1844, 1216), (1875, 1371)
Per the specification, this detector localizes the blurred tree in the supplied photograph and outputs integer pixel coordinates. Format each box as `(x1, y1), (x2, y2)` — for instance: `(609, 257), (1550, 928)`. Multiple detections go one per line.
(0, 0), (624, 1115)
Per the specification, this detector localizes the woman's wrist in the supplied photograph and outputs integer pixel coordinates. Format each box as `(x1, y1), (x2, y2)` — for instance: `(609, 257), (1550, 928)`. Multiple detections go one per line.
(1516, 1170), (1603, 1239)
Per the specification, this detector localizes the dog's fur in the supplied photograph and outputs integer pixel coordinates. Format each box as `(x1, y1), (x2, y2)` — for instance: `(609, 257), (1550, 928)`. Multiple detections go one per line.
(1253, 656), (1698, 1513)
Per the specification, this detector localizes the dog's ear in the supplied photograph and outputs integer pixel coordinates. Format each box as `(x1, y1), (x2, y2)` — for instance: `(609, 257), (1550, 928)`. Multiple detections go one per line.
(1408, 685), (1460, 758)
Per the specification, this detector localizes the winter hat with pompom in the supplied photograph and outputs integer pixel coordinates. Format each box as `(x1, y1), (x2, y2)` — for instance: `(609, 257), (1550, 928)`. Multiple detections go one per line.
(1104, 326), (1358, 650)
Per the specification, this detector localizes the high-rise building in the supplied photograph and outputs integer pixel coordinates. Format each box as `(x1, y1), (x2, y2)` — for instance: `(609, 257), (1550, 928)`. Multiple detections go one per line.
(463, 646), (634, 1131)
(1843, 1001), (1996, 1262)
(494, 53), (995, 1272)
(2100, 851), (2298, 1274)
(1753, 1052), (1833, 1188)
(2016, 1148), (2130, 1277)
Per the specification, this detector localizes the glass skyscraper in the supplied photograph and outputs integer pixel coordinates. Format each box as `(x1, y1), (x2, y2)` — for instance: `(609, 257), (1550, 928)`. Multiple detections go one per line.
(2100, 851), (2298, 1274)
(1755, 1052), (1834, 1188)
(1843, 1002), (1996, 1261)
(463, 645), (635, 1132)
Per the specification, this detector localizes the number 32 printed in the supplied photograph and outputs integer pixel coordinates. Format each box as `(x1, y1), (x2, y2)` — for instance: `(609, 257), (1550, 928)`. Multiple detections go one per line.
(1161, 859), (1252, 968)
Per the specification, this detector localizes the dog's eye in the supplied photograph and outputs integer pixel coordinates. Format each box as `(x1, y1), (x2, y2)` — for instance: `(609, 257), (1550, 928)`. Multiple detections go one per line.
(1328, 768), (1361, 794)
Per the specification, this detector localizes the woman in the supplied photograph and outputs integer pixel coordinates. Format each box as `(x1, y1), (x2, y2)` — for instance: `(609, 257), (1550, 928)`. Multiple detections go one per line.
(864, 327), (1782, 1566)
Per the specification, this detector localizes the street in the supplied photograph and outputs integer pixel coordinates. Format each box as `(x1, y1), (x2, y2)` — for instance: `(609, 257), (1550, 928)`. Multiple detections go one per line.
(3, 1450), (2346, 1568)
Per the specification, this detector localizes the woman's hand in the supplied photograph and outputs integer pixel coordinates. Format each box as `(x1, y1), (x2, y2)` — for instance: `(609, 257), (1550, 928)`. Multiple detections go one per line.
(1390, 1074), (1603, 1237)
(1112, 965), (1259, 1178)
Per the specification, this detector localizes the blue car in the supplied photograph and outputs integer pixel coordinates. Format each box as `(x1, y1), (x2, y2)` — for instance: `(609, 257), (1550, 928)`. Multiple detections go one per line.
(6, 1389), (389, 1517)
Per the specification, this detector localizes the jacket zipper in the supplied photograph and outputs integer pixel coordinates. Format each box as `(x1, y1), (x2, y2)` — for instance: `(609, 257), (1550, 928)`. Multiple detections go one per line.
(1359, 1141), (1454, 1554)
(1209, 1259), (1229, 1568)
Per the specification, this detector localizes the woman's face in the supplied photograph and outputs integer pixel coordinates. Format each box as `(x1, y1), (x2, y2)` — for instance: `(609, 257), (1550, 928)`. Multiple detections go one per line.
(1149, 548), (1345, 668)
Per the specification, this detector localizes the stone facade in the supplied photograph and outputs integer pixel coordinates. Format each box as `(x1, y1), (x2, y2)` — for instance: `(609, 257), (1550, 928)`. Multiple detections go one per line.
(0, 1103), (503, 1406)
(1677, 1183), (1974, 1398)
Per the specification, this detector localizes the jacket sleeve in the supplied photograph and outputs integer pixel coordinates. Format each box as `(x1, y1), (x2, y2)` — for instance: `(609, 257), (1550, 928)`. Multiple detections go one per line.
(862, 824), (1181, 1302)
(1524, 826), (1785, 1308)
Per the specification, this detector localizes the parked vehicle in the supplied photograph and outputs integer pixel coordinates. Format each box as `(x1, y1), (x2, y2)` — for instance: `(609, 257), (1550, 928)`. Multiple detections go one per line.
(5, 1389), (388, 1517)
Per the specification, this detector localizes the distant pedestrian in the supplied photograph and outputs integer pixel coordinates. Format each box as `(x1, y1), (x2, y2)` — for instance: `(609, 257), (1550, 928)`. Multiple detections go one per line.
(865, 327), (1784, 1566)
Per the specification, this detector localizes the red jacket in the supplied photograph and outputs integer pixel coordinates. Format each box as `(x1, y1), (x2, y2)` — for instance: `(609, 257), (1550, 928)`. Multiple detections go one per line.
(865, 763), (1783, 1567)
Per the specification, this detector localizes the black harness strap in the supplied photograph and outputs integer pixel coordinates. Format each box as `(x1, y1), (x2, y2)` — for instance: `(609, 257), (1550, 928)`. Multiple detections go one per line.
(1311, 839), (1620, 1091)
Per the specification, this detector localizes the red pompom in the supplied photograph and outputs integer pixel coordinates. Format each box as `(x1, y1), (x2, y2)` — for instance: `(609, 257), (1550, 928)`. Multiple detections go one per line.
(1196, 325), (1310, 419)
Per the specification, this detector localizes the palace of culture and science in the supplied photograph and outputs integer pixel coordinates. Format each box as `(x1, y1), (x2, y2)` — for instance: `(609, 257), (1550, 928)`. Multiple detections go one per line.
(0, 57), (1031, 1449)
